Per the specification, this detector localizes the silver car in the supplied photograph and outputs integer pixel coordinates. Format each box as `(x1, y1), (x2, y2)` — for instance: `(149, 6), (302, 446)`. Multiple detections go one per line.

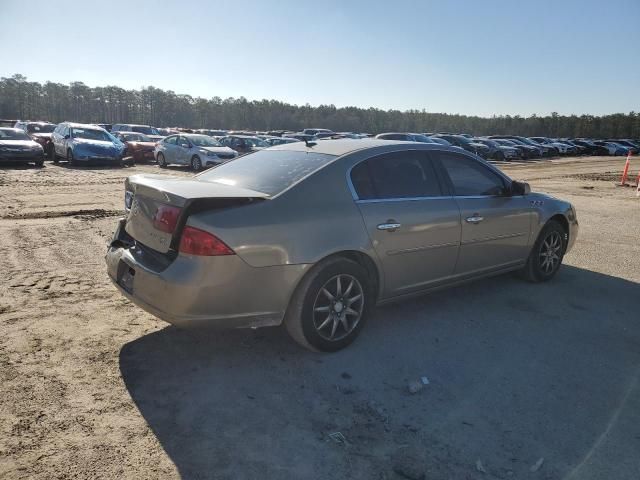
(106, 140), (578, 351)
(154, 134), (238, 171)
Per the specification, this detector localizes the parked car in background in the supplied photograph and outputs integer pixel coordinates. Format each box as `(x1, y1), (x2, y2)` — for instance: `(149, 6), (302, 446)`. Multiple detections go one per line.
(111, 124), (164, 141)
(155, 134), (237, 171)
(196, 129), (228, 137)
(426, 136), (451, 146)
(264, 137), (300, 146)
(14, 121), (56, 151)
(530, 137), (577, 155)
(288, 133), (316, 143)
(112, 132), (157, 164)
(472, 138), (519, 161)
(570, 139), (609, 156)
(490, 139), (532, 159)
(0, 127), (45, 167)
(490, 136), (550, 157)
(106, 139), (578, 352)
(301, 128), (334, 136)
(50, 122), (125, 166)
(219, 135), (269, 155)
(157, 127), (179, 136)
(555, 139), (587, 155)
(432, 134), (491, 158)
(606, 139), (639, 154)
(592, 141), (625, 156)
(375, 132), (437, 143)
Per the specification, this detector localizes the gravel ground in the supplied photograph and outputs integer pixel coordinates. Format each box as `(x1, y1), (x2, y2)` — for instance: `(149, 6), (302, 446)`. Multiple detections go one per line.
(0, 155), (639, 480)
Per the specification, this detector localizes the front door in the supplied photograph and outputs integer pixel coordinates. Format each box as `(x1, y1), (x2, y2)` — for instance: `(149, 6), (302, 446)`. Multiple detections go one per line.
(351, 150), (461, 298)
(434, 152), (532, 275)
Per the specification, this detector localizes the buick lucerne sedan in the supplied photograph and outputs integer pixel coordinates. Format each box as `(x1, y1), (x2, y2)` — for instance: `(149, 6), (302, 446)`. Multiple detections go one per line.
(106, 140), (578, 351)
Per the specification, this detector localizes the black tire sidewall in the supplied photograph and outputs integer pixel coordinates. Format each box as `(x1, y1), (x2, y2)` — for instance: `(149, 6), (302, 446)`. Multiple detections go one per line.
(529, 221), (567, 281)
(191, 156), (201, 171)
(299, 260), (373, 352)
(158, 153), (167, 168)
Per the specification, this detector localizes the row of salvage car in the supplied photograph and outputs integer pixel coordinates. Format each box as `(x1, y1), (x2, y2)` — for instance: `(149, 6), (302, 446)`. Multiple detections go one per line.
(1, 119), (638, 170)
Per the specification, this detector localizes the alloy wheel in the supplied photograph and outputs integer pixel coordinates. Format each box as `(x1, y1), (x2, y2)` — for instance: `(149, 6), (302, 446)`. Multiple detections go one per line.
(539, 231), (562, 274)
(312, 274), (364, 341)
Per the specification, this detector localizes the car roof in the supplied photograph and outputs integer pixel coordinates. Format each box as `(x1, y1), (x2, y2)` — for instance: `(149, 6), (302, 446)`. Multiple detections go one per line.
(268, 138), (467, 156)
(63, 122), (105, 130)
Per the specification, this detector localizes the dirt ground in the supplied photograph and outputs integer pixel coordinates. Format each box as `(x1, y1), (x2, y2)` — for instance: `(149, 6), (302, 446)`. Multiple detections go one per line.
(1, 155), (639, 480)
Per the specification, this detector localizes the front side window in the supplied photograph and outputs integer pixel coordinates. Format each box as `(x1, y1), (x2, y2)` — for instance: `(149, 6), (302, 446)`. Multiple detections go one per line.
(437, 153), (506, 196)
(350, 151), (442, 200)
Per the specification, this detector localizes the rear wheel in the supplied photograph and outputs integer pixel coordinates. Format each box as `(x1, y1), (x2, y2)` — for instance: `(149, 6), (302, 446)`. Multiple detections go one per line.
(284, 257), (373, 352)
(157, 153), (167, 168)
(35, 159), (44, 168)
(520, 220), (566, 282)
(494, 151), (505, 161)
(191, 155), (202, 172)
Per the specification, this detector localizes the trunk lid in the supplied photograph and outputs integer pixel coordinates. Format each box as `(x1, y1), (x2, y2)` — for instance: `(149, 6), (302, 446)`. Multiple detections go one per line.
(124, 174), (269, 253)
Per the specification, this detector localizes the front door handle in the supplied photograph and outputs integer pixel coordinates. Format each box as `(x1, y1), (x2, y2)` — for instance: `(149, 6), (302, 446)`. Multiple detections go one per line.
(377, 222), (401, 232)
(465, 215), (484, 224)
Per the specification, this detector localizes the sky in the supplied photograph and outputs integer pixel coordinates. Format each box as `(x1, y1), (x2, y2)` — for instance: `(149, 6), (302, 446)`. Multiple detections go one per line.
(1, 0), (638, 117)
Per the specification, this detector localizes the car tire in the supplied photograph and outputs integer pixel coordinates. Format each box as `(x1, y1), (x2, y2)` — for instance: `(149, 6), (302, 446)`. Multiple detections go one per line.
(35, 159), (44, 168)
(494, 151), (505, 161)
(191, 155), (202, 172)
(284, 257), (373, 352)
(48, 144), (57, 162)
(67, 149), (77, 166)
(520, 220), (567, 283)
(157, 153), (167, 168)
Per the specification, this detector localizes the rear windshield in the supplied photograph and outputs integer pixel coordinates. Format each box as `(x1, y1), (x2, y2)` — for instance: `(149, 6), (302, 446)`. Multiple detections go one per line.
(197, 149), (335, 196)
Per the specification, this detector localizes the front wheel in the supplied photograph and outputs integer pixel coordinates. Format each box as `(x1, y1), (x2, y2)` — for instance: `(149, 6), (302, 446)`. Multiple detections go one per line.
(520, 220), (567, 282)
(157, 152), (167, 168)
(284, 257), (373, 352)
(67, 149), (77, 166)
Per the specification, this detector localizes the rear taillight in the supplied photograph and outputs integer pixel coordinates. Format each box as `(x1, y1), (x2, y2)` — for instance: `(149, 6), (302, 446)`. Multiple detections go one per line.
(153, 205), (181, 233)
(179, 226), (235, 256)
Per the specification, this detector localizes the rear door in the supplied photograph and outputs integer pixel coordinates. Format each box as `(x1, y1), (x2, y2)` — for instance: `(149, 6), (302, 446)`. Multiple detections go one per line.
(162, 135), (179, 162)
(352, 150), (461, 298)
(433, 152), (532, 275)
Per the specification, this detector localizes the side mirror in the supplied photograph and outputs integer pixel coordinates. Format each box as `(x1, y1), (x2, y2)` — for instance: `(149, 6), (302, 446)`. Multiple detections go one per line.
(511, 181), (531, 196)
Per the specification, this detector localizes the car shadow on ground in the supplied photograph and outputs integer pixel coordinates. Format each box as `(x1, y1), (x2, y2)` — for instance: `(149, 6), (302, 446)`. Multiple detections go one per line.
(119, 265), (640, 480)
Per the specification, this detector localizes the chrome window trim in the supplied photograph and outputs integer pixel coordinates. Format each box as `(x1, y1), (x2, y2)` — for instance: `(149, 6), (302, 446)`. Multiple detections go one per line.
(356, 195), (454, 204)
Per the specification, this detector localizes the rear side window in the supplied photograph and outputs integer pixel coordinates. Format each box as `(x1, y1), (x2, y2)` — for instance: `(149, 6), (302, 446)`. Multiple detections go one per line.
(197, 150), (335, 196)
(164, 136), (177, 145)
(436, 153), (506, 196)
(350, 151), (442, 200)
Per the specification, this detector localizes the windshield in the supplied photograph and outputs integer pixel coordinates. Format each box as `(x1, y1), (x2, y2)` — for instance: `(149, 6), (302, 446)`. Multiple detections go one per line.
(189, 135), (222, 147)
(27, 124), (55, 133)
(197, 150), (335, 196)
(122, 133), (151, 142)
(71, 128), (112, 142)
(131, 126), (160, 136)
(0, 129), (31, 140)
(244, 137), (268, 147)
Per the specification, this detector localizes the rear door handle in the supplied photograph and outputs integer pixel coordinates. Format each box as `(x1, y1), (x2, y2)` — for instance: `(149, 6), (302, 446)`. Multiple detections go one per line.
(465, 215), (484, 224)
(377, 222), (401, 232)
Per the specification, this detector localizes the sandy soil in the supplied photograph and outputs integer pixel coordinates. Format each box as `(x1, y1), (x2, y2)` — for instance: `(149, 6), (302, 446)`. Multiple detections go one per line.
(1, 156), (639, 479)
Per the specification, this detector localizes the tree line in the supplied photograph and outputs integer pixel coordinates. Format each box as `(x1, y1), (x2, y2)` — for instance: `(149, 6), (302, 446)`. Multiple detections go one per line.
(1, 74), (639, 138)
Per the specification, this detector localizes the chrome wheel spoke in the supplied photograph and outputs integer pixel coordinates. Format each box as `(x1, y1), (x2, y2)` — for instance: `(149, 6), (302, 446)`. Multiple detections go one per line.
(330, 317), (339, 339)
(317, 315), (332, 330)
(322, 288), (334, 301)
(335, 276), (342, 296)
(346, 293), (362, 305)
(345, 307), (359, 316)
(344, 280), (354, 296)
(314, 305), (330, 313)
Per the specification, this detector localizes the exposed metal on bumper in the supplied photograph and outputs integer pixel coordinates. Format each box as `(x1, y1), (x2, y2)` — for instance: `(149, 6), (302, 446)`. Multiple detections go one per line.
(106, 230), (310, 329)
